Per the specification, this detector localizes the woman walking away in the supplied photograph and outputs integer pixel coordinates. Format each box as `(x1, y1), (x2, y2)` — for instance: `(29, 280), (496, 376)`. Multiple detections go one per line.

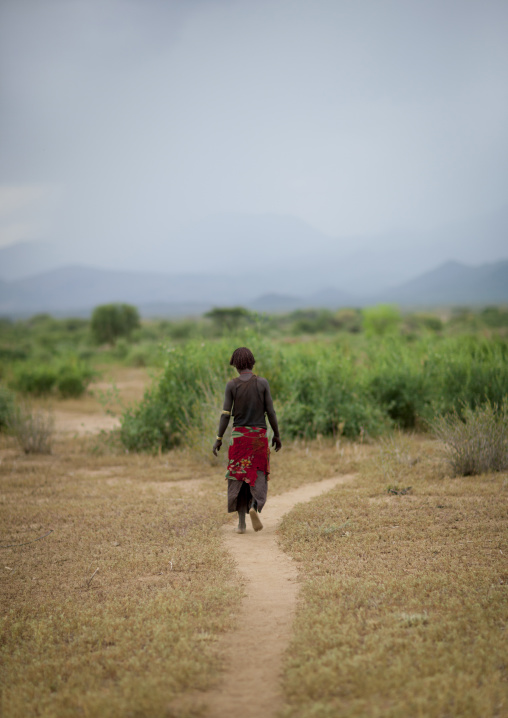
(213, 347), (282, 534)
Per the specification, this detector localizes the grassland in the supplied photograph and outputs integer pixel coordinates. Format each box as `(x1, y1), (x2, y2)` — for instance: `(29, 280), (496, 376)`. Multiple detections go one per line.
(279, 435), (507, 718)
(2, 427), (506, 716)
(1, 308), (507, 717)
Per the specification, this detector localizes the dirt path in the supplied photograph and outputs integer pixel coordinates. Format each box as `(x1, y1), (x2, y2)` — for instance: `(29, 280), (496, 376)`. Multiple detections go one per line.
(196, 474), (356, 718)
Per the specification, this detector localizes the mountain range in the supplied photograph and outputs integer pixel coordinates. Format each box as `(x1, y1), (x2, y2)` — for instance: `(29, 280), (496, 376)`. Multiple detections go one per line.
(1, 205), (508, 295)
(0, 259), (506, 317)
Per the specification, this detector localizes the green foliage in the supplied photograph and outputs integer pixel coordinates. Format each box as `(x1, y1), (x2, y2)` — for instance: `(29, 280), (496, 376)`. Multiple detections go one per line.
(367, 343), (430, 428)
(423, 335), (508, 418)
(204, 307), (256, 334)
(480, 305), (508, 328)
(277, 344), (385, 438)
(119, 330), (508, 452)
(362, 304), (402, 337)
(90, 303), (140, 344)
(120, 334), (284, 452)
(0, 386), (15, 431)
(11, 358), (94, 398)
(11, 364), (58, 396)
(56, 361), (95, 398)
(432, 401), (508, 475)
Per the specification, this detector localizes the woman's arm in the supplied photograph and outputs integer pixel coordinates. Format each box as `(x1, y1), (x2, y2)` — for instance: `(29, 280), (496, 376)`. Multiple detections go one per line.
(212, 381), (234, 456)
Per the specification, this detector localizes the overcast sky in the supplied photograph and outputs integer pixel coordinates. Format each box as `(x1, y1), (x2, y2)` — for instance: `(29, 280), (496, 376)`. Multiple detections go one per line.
(1, 0), (507, 270)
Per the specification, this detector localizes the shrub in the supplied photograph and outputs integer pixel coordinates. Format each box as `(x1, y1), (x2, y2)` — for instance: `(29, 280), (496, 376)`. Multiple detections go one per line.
(278, 347), (385, 438)
(362, 305), (401, 337)
(11, 359), (94, 398)
(431, 401), (508, 476)
(90, 303), (140, 344)
(368, 361), (429, 428)
(8, 403), (54, 454)
(11, 364), (58, 395)
(423, 336), (508, 418)
(120, 334), (285, 452)
(56, 362), (95, 398)
(125, 344), (160, 367)
(118, 331), (508, 451)
(0, 386), (15, 431)
(205, 306), (256, 334)
(0, 346), (29, 362)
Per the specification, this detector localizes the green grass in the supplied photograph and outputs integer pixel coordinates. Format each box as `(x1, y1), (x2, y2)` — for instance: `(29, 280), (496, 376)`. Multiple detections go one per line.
(119, 332), (508, 451)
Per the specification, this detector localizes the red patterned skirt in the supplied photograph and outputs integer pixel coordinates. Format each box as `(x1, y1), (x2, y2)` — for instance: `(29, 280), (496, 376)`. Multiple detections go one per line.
(225, 426), (270, 486)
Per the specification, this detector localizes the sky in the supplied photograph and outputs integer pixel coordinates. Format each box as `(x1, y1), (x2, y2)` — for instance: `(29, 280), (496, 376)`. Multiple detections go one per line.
(1, 0), (507, 274)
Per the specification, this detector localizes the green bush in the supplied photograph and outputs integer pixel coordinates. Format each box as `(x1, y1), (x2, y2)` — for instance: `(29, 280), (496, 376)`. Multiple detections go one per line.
(125, 343), (160, 368)
(90, 303), (140, 344)
(0, 346), (29, 362)
(278, 345), (385, 438)
(120, 334), (285, 452)
(0, 386), (15, 431)
(118, 331), (508, 452)
(11, 364), (58, 395)
(56, 362), (95, 398)
(10, 358), (94, 398)
(423, 336), (508, 418)
(362, 305), (401, 337)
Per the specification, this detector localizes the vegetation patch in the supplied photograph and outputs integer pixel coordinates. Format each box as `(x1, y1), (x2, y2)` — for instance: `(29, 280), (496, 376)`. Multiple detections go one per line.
(7, 402), (54, 454)
(432, 401), (508, 476)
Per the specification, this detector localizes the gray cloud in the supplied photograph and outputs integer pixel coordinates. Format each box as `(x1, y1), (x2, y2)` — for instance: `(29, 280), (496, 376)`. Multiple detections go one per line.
(1, 0), (507, 272)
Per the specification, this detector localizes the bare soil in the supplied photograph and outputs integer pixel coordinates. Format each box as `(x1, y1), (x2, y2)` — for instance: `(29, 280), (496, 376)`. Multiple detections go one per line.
(175, 474), (356, 718)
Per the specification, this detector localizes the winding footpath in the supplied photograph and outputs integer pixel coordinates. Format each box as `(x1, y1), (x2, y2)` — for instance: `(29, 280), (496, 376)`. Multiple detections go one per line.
(200, 474), (357, 718)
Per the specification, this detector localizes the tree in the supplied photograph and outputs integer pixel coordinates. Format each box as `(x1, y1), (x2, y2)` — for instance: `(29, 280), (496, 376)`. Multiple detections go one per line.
(362, 304), (401, 337)
(90, 303), (140, 344)
(204, 307), (255, 334)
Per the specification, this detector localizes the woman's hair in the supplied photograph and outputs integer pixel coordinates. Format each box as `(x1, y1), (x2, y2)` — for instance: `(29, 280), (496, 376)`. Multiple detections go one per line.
(230, 347), (255, 371)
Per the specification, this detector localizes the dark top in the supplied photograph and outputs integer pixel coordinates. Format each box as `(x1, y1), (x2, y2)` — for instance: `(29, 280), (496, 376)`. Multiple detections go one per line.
(222, 372), (279, 436)
(230, 374), (267, 427)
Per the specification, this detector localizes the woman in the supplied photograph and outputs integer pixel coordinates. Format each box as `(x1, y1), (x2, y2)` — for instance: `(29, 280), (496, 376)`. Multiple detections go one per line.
(213, 347), (282, 533)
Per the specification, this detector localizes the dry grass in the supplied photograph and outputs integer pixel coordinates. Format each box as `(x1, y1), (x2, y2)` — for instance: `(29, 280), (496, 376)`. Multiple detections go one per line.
(8, 402), (55, 454)
(0, 433), (238, 718)
(432, 402), (508, 476)
(32, 366), (156, 417)
(278, 434), (508, 718)
(3, 368), (507, 718)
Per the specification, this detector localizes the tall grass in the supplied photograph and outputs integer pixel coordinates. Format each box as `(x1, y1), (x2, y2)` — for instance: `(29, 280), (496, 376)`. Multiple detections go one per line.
(119, 333), (508, 452)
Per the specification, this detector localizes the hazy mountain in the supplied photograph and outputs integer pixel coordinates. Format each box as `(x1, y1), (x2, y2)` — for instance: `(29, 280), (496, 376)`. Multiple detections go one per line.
(0, 265), (247, 315)
(0, 259), (507, 318)
(1, 205), (507, 295)
(377, 259), (508, 306)
(248, 293), (305, 313)
(80, 205), (508, 294)
(0, 241), (73, 281)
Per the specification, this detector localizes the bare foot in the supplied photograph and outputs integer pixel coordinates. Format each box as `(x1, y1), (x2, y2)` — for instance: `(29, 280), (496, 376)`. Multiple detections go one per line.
(249, 507), (263, 532)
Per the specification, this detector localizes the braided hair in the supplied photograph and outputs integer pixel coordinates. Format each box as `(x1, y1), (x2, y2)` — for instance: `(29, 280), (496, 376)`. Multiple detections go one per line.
(230, 347), (255, 371)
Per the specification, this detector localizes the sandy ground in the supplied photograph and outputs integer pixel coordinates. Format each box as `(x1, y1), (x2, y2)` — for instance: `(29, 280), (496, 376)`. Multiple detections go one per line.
(47, 386), (355, 716)
(174, 474), (356, 718)
(51, 367), (150, 436)
(53, 410), (120, 436)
